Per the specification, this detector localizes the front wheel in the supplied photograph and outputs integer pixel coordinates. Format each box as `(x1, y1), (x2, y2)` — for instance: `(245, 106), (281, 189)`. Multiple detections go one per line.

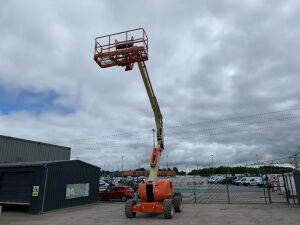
(163, 199), (174, 219)
(125, 199), (136, 218)
(173, 196), (183, 212)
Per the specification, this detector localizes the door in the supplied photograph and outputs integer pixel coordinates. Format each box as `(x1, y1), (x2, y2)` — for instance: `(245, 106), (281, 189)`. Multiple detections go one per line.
(0, 172), (34, 205)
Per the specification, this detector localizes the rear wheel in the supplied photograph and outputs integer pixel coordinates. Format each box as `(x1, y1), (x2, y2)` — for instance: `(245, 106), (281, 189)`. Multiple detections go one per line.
(173, 196), (183, 212)
(125, 199), (136, 218)
(163, 199), (174, 219)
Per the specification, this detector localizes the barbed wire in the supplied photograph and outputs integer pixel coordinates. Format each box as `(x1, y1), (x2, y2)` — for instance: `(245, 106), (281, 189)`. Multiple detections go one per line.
(71, 121), (300, 151)
(65, 114), (300, 148)
(54, 106), (300, 144)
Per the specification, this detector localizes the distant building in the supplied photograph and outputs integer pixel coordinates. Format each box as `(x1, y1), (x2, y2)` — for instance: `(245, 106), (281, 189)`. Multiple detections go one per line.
(122, 169), (176, 177)
(0, 135), (70, 164)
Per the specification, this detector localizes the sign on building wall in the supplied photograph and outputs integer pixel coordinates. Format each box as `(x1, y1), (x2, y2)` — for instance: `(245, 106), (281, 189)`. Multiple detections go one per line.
(66, 183), (89, 199)
(32, 186), (39, 197)
(173, 176), (208, 193)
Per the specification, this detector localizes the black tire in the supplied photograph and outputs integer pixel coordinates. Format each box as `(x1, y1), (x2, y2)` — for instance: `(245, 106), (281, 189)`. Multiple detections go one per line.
(121, 196), (127, 202)
(173, 196), (183, 212)
(163, 199), (174, 219)
(125, 199), (136, 218)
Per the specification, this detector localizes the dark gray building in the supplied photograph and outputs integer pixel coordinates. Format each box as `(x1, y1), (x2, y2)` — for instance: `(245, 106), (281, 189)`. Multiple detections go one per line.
(0, 160), (100, 214)
(294, 171), (300, 204)
(0, 135), (70, 164)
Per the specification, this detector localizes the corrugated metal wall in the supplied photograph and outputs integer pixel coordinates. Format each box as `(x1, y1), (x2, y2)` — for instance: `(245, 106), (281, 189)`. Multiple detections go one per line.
(0, 160), (100, 214)
(294, 171), (300, 203)
(0, 165), (46, 214)
(0, 135), (70, 163)
(44, 160), (100, 212)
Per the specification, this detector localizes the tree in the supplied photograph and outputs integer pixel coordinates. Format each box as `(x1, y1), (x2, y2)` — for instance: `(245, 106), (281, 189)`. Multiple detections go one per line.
(173, 167), (179, 174)
(178, 170), (186, 176)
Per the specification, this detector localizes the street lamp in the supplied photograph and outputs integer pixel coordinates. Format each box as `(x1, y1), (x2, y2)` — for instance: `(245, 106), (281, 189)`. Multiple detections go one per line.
(167, 154), (169, 169)
(227, 161), (230, 175)
(121, 155), (124, 173)
(256, 154), (260, 175)
(211, 154), (214, 175)
(152, 129), (156, 148)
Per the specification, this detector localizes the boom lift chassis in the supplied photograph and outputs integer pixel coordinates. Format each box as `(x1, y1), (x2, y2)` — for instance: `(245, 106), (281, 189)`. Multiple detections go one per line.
(94, 28), (182, 219)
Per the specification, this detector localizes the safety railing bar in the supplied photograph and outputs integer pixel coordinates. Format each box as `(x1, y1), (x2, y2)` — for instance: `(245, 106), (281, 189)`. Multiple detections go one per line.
(95, 28), (144, 41)
(96, 38), (145, 49)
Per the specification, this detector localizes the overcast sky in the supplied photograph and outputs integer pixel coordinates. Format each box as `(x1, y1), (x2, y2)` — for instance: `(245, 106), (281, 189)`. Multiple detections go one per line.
(0, 0), (300, 171)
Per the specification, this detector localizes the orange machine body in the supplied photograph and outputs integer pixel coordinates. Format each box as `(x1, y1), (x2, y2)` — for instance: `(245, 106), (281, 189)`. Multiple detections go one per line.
(133, 178), (174, 213)
(133, 201), (164, 213)
(138, 179), (174, 202)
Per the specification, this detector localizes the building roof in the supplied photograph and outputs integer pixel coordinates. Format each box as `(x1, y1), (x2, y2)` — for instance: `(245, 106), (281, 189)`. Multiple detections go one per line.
(0, 135), (70, 150)
(0, 160), (99, 169)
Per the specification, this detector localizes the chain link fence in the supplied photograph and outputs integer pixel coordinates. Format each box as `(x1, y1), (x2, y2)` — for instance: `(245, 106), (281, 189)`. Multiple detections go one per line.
(99, 173), (298, 205)
(174, 174), (298, 205)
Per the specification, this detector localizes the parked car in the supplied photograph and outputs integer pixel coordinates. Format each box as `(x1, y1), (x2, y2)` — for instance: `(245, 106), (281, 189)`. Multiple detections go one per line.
(137, 176), (147, 183)
(241, 177), (259, 186)
(119, 179), (138, 191)
(99, 181), (110, 191)
(215, 175), (227, 183)
(217, 176), (226, 183)
(208, 175), (225, 183)
(235, 177), (247, 185)
(249, 177), (262, 186)
(232, 176), (244, 185)
(208, 176), (217, 183)
(221, 176), (236, 184)
(99, 186), (134, 201)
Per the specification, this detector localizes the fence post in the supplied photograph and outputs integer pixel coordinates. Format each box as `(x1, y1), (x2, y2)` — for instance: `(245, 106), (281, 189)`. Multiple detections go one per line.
(282, 173), (290, 204)
(194, 176), (197, 203)
(288, 173), (296, 204)
(266, 175), (272, 204)
(226, 174), (230, 204)
(262, 175), (267, 204)
(110, 172), (113, 202)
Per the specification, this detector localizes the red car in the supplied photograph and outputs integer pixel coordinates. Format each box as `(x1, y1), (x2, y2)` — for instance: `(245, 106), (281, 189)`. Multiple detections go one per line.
(99, 186), (134, 201)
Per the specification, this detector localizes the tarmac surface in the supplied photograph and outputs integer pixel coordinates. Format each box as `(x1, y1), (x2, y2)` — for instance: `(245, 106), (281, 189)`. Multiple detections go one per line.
(1, 202), (299, 225)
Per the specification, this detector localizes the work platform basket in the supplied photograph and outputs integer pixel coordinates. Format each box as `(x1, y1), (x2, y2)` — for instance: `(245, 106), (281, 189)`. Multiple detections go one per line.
(94, 28), (148, 71)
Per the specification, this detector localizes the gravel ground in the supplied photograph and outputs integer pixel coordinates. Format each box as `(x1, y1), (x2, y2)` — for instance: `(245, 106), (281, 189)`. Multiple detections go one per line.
(1, 202), (299, 225)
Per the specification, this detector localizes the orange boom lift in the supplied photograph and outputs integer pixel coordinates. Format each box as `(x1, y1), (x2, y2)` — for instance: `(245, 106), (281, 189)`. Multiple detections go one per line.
(94, 28), (183, 219)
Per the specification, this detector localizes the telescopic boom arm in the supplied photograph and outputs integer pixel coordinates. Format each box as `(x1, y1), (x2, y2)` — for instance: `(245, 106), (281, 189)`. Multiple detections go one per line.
(138, 61), (164, 149)
(137, 61), (164, 183)
(93, 28), (164, 183)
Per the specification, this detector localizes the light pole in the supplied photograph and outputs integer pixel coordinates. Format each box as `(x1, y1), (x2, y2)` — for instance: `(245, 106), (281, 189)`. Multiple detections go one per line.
(196, 160), (199, 176)
(167, 154), (169, 169)
(152, 129), (156, 148)
(271, 160), (274, 173)
(211, 154), (214, 175)
(256, 154), (260, 175)
(295, 147), (300, 169)
(121, 155), (124, 173)
(227, 161), (230, 175)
